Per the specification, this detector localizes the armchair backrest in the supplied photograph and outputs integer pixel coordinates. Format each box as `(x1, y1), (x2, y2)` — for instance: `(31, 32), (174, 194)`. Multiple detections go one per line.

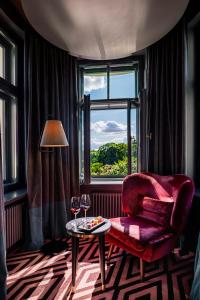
(122, 172), (195, 233)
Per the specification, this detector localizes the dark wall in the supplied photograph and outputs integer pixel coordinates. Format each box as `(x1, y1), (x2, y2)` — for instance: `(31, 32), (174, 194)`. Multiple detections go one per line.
(184, 1), (200, 251)
(183, 0), (200, 186)
(193, 22), (200, 186)
(186, 0), (200, 23)
(0, 0), (28, 31)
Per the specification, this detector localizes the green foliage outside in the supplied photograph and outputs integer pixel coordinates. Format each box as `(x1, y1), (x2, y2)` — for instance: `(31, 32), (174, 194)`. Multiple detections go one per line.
(90, 142), (137, 176)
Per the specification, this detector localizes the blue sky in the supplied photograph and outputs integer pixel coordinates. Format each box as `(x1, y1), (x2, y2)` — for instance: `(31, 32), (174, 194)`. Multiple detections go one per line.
(84, 72), (136, 150)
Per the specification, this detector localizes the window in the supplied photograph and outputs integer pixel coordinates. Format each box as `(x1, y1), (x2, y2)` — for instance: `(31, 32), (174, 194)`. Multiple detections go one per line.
(80, 62), (141, 183)
(0, 30), (18, 187)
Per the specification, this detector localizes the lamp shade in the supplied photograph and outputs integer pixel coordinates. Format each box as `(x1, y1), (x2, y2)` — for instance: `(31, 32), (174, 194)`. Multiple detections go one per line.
(40, 120), (69, 147)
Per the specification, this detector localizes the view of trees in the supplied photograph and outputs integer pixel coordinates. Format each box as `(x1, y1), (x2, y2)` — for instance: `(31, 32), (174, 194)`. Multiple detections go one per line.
(90, 142), (137, 176)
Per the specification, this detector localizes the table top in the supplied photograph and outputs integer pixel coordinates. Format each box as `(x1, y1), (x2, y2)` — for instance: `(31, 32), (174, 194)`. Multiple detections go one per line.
(66, 217), (111, 238)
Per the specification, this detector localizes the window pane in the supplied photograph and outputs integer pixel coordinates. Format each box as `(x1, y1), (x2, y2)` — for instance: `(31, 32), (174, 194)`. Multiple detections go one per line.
(84, 71), (107, 100)
(11, 99), (17, 180)
(0, 31), (19, 189)
(79, 110), (84, 182)
(0, 32), (17, 85)
(110, 70), (135, 99)
(11, 45), (17, 86)
(0, 100), (6, 180)
(0, 98), (17, 183)
(131, 108), (138, 173)
(90, 109), (127, 176)
(0, 46), (4, 78)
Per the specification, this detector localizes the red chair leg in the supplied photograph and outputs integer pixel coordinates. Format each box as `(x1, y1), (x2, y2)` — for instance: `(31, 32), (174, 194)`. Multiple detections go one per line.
(140, 258), (144, 281)
(107, 244), (114, 261)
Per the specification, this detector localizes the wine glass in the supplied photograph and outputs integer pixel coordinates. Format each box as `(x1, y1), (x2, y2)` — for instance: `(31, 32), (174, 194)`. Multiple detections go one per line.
(71, 196), (80, 229)
(81, 194), (91, 226)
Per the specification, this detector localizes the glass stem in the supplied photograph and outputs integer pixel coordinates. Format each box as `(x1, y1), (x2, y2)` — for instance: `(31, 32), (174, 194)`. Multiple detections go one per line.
(85, 210), (87, 225)
(74, 213), (77, 229)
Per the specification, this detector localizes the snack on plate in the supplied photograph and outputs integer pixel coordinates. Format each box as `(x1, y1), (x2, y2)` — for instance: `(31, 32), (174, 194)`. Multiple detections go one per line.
(86, 216), (104, 229)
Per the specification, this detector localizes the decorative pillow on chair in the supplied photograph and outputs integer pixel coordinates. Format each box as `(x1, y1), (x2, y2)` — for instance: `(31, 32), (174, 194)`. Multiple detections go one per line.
(136, 197), (174, 227)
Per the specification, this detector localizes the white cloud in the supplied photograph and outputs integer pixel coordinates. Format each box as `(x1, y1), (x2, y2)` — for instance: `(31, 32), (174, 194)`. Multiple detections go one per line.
(91, 121), (126, 133)
(84, 76), (106, 93)
(91, 131), (127, 150)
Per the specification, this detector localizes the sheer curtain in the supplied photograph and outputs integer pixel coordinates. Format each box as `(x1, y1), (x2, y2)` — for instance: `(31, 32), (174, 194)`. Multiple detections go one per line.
(26, 31), (79, 249)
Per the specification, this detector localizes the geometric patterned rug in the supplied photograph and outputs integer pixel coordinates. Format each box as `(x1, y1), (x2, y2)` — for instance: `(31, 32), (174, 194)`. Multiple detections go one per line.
(6, 237), (194, 300)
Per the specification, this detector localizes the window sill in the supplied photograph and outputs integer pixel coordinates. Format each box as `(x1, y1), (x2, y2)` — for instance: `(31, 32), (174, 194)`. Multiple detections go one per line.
(80, 182), (122, 193)
(90, 180), (123, 184)
(4, 188), (27, 206)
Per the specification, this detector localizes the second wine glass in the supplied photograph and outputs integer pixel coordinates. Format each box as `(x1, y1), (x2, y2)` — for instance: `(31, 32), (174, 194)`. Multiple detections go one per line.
(80, 194), (91, 226)
(71, 196), (80, 229)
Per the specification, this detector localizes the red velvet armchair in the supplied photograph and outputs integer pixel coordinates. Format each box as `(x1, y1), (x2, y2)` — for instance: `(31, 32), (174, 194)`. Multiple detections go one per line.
(106, 172), (195, 280)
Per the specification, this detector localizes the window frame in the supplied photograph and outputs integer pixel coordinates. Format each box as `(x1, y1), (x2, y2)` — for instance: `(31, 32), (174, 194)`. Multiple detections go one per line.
(79, 57), (144, 184)
(0, 14), (25, 193)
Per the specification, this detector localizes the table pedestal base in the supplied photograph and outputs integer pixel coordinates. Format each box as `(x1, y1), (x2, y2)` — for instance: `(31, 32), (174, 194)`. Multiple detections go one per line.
(66, 218), (111, 293)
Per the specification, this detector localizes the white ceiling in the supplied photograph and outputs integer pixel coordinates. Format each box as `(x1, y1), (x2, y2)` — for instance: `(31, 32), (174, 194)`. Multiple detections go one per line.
(22, 0), (189, 60)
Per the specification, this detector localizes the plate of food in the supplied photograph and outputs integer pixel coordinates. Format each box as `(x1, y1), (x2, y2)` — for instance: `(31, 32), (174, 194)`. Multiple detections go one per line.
(78, 216), (105, 232)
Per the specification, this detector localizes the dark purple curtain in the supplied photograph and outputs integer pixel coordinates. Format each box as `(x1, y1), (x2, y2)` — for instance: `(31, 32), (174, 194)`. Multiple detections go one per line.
(0, 131), (7, 299)
(145, 20), (186, 175)
(26, 32), (79, 249)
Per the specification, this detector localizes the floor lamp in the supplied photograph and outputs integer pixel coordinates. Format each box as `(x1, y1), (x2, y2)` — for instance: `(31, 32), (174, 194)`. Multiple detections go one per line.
(40, 120), (69, 148)
(40, 120), (69, 254)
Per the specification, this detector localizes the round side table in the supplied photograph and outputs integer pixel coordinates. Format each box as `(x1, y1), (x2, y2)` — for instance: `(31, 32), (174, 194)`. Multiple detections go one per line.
(66, 217), (111, 291)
